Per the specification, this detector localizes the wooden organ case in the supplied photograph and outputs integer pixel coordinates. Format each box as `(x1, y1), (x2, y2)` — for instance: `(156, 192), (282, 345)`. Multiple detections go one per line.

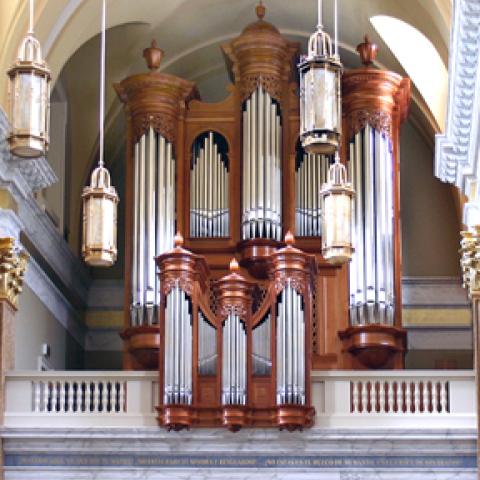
(115, 5), (411, 430)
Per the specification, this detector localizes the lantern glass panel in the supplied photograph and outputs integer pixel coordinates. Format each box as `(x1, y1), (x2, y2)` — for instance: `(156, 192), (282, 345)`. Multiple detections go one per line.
(14, 72), (43, 134)
(87, 196), (115, 247)
(83, 192), (117, 267)
(323, 192), (351, 245)
(304, 66), (338, 133)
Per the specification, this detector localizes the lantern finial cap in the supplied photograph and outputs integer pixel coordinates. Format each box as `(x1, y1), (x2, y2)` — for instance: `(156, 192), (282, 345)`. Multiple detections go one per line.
(285, 231), (295, 246)
(256, 1), (266, 20)
(174, 232), (184, 248)
(143, 39), (164, 71)
(229, 258), (240, 272)
(357, 34), (378, 66)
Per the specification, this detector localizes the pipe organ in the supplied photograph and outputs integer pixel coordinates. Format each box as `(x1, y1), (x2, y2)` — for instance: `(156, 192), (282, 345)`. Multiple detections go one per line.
(114, 5), (410, 428)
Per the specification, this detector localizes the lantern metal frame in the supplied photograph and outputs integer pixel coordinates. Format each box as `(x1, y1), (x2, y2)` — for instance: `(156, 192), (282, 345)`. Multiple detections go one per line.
(81, 0), (119, 268)
(298, 0), (342, 155)
(320, 155), (355, 264)
(7, 0), (50, 158)
(82, 166), (119, 267)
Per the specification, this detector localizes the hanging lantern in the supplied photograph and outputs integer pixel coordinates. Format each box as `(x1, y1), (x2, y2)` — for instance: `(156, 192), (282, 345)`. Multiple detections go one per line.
(298, 0), (342, 155)
(82, 166), (118, 267)
(81, 0), (118, 267)
(7, 0), (50, 158)
(320, 154), (354, 264)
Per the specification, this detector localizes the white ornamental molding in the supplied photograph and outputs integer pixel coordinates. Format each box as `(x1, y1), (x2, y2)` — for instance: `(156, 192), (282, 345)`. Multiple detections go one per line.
(435, 0), (480, 223)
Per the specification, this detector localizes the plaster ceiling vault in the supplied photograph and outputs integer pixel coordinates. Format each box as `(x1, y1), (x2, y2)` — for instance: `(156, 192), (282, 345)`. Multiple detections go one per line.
(0, 0), (454, 269)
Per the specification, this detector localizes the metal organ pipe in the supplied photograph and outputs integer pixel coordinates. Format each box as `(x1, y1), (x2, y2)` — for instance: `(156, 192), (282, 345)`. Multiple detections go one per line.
(252, 314), (271, 375)
(349, 125), (395, 326)
(276, 280), (305, 405)
(295, 153), (330, 237)
(131, 129), (175, 327)
(163, 282), (193, 405)
(222, 314), (247, 405)
(242, 86), (282, 241)
(190, 132), (229, 238)
(198, 312), (217, 376)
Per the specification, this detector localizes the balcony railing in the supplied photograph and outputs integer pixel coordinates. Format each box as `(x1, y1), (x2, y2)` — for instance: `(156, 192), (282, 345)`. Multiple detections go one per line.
(4, 370), (475, 428)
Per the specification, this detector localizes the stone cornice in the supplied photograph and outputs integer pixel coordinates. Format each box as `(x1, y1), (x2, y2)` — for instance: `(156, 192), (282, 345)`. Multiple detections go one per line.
(0, 108), (90, 308)
(435, 0), (480, 216)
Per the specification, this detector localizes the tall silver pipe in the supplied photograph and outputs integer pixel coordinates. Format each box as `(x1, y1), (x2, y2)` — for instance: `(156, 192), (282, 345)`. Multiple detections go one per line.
(164, 291), (170, 403)
(276, 114), (282, 240)
(292, 285), (298, 403)
(132, 142), (139, 326)
(270, 103), (276, 239)
(137, 134), (146, 325)
(258, 88), (265, 237)
(145, 129), (155, 325)
(355, 131), (365, 324)
(375, 130), (386, 324)
(349, 142), (357, 325)
(385, 136), (395, 325)
(299, 298), (305, 404)
(265, 92), (271, 238)
(250, 90), (257, 238)
(280, 288), (286, 404)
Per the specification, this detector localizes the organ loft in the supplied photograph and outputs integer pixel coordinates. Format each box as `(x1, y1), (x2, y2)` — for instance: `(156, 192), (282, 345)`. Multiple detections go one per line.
(112, 3), (411, 430)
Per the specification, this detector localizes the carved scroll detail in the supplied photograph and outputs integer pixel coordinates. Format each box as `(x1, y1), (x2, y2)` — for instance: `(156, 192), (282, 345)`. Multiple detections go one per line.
(133, 114), (176, 144)
(274, 272), (306, 296)
(219, 303), (249, 321)
(0, 238), (28, 309)
(348, 110), (392, 139)
(162, 276), (194, 297)
(241, 75), (282, 103)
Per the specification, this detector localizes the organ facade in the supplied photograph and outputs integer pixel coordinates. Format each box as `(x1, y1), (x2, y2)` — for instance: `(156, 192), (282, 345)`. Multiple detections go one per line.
(115, 4), (411, 429)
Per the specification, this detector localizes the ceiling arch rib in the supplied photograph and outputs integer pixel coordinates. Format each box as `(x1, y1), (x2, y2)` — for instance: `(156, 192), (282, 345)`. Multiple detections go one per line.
(371, 15), (448, 130)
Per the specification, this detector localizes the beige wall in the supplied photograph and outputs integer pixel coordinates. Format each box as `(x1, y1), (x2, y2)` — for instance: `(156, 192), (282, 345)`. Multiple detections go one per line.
(400, 120), (460, 277)
(14, 285), (83, 370)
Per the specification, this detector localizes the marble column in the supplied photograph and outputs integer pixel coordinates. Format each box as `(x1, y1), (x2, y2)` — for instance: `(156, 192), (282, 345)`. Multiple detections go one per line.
(460, 228), (480, 478)
(0, 237), (28, 479)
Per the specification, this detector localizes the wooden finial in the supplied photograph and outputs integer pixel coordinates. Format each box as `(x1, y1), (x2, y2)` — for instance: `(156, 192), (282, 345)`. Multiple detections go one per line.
(229, 257), (240, 272)
(143, 39), (164, 71)
(285, 231), (295, 246)
(174, 232), (184, 248)
(256, 1), (266, 20)
(356, 34), (378, 66)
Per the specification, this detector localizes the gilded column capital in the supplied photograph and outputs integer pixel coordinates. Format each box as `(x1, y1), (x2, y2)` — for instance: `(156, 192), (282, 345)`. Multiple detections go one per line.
(0, 237), (28, 309)
(460, 227), (480, 296)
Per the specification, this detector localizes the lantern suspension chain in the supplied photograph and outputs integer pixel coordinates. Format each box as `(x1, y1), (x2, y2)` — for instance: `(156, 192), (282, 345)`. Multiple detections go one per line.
(99, 0), (106, 167)
(317, 0), (323, 29)
(334, 0), (338, 57)
(28, 0), (34, 34)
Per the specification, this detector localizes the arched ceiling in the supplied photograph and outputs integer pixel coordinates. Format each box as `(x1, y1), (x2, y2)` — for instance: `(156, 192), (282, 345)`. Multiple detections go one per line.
(0, 0), (452, 256)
